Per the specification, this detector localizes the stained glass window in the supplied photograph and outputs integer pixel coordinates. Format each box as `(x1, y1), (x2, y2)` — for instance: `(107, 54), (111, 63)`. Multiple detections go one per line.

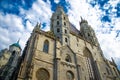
(43, 40), (49, 53)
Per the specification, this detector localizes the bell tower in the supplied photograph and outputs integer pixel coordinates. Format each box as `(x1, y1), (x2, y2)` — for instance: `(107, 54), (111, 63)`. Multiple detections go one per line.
(50, 5), (70, 46)
(80, 17), (99, 46)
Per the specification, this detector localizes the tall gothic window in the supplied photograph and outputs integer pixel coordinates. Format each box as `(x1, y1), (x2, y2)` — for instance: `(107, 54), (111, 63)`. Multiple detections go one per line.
(57, 16), (59, 19)
(65, 38), (67, 42)
(57, 28), (60, 33)
(65, 55), (72, 62)
(36, 68), (49, 80)
(43, 40), (49, 53)
(64, 22), (66, 26)
(57, 21), (59, 25)
(65, 29), (67, 33)
(66, 71), (74, 80)
(64, 17), (66, 20)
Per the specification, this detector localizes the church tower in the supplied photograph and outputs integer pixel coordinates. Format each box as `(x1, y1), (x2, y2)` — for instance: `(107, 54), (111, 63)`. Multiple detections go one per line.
(80, 18), (99, 46)
(0, 40), (21, 80)
(50, 5), (70, 46)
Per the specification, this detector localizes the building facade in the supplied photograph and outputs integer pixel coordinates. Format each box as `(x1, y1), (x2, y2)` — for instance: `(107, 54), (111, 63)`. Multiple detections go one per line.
(17, 6), (120, 80)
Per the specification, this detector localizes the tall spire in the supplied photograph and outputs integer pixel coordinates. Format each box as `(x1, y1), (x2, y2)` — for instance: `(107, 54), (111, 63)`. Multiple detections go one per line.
(17, 38), (20, 44)
(81, 16), (83, 21)
(80, 16), (88, 25)
(111, 57), (117, 66)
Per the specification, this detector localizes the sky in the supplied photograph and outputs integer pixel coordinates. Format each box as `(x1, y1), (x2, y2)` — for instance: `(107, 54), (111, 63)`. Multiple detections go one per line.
(0, 0), (120, 69)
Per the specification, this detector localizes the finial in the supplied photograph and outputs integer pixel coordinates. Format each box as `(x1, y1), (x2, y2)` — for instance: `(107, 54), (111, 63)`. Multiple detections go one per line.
(111, 57), (117, 66)
(111, 57), (115, 62)
(36, 22), (39, 26)
(80, 16), (83, 21)
(17, 38), (20, 44)
(38, 22), (41, 28)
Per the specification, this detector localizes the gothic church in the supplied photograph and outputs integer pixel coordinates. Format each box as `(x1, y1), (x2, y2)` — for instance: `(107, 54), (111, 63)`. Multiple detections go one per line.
(0, 5), (120, 80)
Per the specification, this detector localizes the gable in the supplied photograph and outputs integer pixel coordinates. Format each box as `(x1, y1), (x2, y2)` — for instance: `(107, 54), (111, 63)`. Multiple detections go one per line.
(60, 45), (75, 64)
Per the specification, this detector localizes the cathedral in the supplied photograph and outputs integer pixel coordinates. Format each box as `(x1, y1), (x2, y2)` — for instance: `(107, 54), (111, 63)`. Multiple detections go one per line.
(0, 5), (120, 80)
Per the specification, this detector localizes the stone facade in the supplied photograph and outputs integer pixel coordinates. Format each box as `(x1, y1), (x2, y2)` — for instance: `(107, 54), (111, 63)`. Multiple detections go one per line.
(0, 49), (11, 69)
(17, 6), (120, 80)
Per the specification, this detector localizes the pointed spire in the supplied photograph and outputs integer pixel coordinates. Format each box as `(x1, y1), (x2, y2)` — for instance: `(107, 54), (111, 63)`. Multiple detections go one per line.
(35, 22), (39, 28)
(80, 16), (88, 25)
(38, 22), (41, 29)
(111, 57), (117, 66)
(33, 22), (41, 32)
(81, 16), (83, 21)
(17, 38), (20, 44)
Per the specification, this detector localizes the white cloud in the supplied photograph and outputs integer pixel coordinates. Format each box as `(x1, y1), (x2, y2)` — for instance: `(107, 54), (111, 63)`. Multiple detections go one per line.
(0, 0), (53, 51)
(0, 12), (24, 50)
(21, 0), (52, 29)
(54, 0), (60, 3)
(0, 13), (24, 32)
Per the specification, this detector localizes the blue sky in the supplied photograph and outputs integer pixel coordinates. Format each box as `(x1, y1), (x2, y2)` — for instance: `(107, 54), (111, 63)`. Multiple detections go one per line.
(0, 0), (120, 69)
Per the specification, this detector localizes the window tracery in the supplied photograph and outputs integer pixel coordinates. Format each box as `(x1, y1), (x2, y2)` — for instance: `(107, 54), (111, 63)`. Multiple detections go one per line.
(43, 40), (49, 53)
(36, 68), (49, 80)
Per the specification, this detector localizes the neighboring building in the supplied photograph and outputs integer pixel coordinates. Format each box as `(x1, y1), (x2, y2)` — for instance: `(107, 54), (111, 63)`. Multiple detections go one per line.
(0, 48), (11, 69)
(0, 41), (22, 80)
(16, 5), (119, 80)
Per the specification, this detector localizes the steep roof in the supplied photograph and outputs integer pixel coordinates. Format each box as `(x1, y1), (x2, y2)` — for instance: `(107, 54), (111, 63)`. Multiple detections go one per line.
(69, 23), (80, 36)
(10, 40), (21, 50)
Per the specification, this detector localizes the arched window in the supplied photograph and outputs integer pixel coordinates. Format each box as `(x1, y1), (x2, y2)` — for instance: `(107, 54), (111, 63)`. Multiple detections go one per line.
(66, 71), (74, 80)
(57, 28), (60, 33)
(65, 29), (67, 33)
(64, 17), (66, 20)
(12, 51), (16, 56)
(43, 40), (49, 53)
(65, 55), (72, 62)
(64, 22), (66, 26)
(57, 16), (59, 19)
(57, 21), (59, 25)
(36, 68), (49, 80)
(65, 38), (67, 42)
